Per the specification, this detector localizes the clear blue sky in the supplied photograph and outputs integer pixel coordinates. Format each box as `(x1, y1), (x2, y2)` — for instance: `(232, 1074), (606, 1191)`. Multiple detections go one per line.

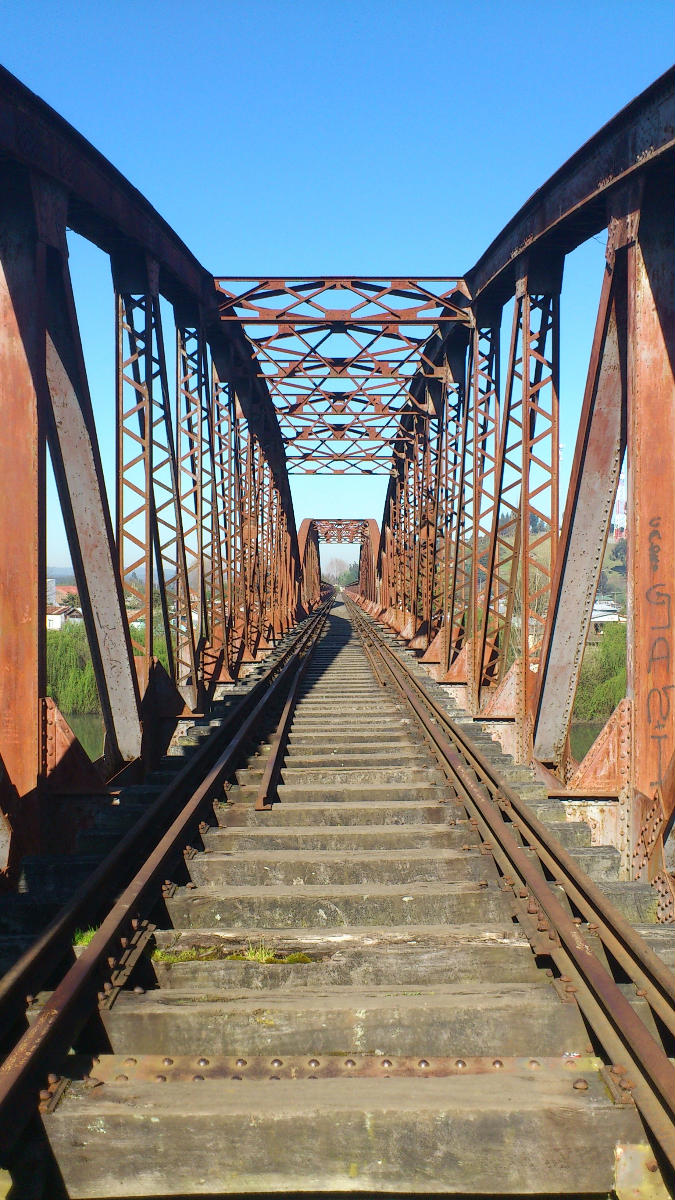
(2, 0), (672, 567)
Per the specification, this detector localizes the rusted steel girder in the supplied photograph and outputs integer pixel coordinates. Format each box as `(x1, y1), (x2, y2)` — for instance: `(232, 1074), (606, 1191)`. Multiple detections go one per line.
(0, 72), (305, 874)
(214, 278), (469, 474)
(0, 170), (144, 872)
(348, 72), (674, 902)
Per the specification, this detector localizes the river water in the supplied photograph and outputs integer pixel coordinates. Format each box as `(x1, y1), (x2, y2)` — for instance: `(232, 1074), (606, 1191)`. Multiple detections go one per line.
(66, 713), (105, 762)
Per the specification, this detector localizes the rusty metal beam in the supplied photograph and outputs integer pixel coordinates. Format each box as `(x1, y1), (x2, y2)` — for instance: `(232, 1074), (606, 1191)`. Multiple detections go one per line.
(0, 173), (45, 866)
(534, 208), (631, 767)
(466, 69), (674, 306)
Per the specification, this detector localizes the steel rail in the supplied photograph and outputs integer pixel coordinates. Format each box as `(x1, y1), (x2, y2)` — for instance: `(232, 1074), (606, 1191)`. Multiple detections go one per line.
(0, 599), (332, 1158)
(350, 602), (674, 1015)
(0, 612), (325, 1042)
(345, 598), (675, 1168)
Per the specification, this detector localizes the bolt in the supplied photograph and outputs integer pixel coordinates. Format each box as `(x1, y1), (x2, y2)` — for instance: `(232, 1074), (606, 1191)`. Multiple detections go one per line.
(635, 987), (647, 998)
(120, 937), (129, 949)
(47, 1073), (59, 1086)
(25, 995), (34, 1006)
(39, 1090), (51, 1102)
(107, 957), (116, 969)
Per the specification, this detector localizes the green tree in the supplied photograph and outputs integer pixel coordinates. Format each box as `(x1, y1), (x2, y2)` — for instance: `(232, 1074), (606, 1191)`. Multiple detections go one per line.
(46, 623), (100, 714)
(573, 623), (627, 721)
(338, 562), (358, 587)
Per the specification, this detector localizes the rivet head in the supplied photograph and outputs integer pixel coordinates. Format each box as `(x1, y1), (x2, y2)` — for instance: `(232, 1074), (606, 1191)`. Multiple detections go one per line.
(381, 1059), (392, 1069)
(197, 1057), (209, 1068)
(47, 1073), (59, 1086)
(528, 1059), (540, 1069)
(163, 1057), (173, 1066)
(124, 1058), (137, 1066)
(192, 1074), (205, 1081)
(271, 1058), (282, 1068)
(236, 1058), (247, 1068)
(573, 1078), (589, 1090)
(308, 1059), (320, 1069)
(155, 1074), (167, 1083)
(492, 1059), (503, 1069)
(455, 1059), (466, 1069)
(345, 1059), (356, 1068)
(115, 1074), (128, 1082)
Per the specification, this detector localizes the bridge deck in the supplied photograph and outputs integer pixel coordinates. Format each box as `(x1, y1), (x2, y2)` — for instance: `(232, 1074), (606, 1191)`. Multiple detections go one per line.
(36, 601), (667, 1196)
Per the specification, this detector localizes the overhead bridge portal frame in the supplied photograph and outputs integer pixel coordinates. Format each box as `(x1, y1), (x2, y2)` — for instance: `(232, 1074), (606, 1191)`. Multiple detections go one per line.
(0, 66), (672, 913)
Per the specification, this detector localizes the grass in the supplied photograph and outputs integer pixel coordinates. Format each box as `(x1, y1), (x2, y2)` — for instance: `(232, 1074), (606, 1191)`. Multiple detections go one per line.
(73, 927), (98, 946)
(152, 947), (220, 964)
(152, 939), (313, 965)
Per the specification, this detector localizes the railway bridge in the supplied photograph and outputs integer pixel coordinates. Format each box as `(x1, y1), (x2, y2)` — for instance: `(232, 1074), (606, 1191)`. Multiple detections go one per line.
(0, 65), (673, 1198)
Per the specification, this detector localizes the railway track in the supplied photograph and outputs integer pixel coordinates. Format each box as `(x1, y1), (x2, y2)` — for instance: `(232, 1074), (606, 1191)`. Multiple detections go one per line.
(0, 596), (673, 1197)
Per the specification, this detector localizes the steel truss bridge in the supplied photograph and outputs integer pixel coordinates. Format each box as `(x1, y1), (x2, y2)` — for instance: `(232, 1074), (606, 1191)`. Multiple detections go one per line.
(0, 65), (673, 917)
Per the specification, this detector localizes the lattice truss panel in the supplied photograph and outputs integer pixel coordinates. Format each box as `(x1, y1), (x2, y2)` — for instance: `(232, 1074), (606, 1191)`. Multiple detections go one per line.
(312, 519), (372, 543)
(215, 278), (469, 474)
(116, 290), (306, 702)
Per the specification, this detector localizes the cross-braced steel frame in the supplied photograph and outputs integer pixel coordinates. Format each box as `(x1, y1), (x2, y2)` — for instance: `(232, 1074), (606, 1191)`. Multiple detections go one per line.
(0, 66), (672, 917)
